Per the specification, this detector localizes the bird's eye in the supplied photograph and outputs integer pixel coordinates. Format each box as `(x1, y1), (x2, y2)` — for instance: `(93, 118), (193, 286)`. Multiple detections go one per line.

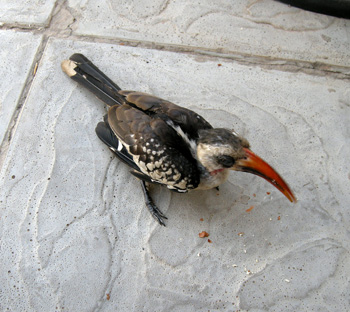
(217, 155), (235, 168)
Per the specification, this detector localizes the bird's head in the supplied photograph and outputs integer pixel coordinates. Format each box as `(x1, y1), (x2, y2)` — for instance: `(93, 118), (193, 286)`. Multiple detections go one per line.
(197, 128), (296, 203)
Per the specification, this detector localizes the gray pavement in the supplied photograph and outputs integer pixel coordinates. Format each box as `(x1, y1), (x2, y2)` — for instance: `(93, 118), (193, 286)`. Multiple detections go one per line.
(0, 1), (349, 312)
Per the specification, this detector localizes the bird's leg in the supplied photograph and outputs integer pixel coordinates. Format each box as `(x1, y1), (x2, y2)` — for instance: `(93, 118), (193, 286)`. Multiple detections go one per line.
(140, 181), (168, 226)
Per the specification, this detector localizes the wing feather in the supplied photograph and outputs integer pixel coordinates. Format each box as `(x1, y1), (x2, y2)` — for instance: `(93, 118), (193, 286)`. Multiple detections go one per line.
(118, 91), (212, 141)
(107, 104), (200, 191)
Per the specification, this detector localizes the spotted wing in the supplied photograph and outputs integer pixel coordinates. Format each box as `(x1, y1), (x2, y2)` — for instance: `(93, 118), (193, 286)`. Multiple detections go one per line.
(119, 91), (213, 141)
(108, 104), (200, 192)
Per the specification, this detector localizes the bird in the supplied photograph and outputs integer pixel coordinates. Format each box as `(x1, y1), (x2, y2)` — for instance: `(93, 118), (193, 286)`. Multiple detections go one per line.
(61, 53), (296, 226)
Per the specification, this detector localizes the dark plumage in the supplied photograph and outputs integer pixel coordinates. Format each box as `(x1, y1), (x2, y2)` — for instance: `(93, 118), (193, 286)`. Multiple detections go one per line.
(61, 54), (296, 226)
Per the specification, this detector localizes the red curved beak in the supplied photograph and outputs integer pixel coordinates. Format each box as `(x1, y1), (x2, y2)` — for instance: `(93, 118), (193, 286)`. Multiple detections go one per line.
(234, 148), (297, 203)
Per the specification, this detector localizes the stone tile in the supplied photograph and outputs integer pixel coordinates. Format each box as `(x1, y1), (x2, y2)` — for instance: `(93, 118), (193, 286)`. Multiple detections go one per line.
(0, 38), (349, 311)
(238, 239), (345, 310)
(67, 0), (350, 67)
(0, 1), (56, 26)
(0, 30), (41, 147)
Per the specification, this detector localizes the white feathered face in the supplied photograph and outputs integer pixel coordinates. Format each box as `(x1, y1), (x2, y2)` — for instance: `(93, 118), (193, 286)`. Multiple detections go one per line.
(197, 128), (297, 203)
(196, 128), (249, 172)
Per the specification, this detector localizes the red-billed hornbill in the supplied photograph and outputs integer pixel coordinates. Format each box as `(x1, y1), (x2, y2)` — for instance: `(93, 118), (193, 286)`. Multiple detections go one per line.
(61, 54), (296, 226)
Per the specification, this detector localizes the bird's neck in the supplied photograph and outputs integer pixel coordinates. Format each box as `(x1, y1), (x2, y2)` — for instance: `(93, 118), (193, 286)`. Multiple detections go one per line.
(196, 167), (229, 190)
(210, 168), (225, 176)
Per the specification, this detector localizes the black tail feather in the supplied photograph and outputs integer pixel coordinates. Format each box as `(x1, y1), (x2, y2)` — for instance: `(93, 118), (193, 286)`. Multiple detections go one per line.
(62, 53), (124, 106)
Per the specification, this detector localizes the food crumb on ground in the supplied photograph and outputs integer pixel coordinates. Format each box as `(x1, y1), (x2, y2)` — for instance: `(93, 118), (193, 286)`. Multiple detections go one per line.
(199, 231), (209, 238)
(246, 206), (254, 212)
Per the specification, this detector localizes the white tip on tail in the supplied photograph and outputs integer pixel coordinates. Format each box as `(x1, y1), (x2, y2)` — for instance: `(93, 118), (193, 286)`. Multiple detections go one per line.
(61, 59), (77, 77)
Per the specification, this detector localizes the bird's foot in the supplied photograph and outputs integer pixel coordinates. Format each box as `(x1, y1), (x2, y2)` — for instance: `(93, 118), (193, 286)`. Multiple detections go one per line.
(141, 180), (167, 226)
(145, 198), (168, 226)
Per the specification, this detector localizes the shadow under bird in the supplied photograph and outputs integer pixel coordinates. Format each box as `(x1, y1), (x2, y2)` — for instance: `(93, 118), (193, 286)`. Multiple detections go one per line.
(61, 54), (296, 226)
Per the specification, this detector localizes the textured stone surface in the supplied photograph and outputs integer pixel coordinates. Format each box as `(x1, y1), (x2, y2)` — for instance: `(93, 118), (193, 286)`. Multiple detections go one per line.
(0, 30), (41, 146)
(67, 0), (350, 66)
(0, 0), (56, 26)
(1, 38), (349, 311)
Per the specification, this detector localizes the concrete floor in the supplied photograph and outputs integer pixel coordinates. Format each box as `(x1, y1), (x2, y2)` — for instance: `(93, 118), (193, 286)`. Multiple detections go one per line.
(0, 1), (349, 311)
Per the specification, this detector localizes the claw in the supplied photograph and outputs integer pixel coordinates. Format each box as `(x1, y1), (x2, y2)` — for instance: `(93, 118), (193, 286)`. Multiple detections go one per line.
(145, 200), (167, 226)
(141, 180), (167, 226)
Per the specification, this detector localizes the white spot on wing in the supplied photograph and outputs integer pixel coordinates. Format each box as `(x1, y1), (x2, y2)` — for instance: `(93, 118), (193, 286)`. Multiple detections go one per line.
(147, 163), (155, 171)
(117, 140), (123, 152)
(175, 179), (187, 189)
(165, 169), (172, 175)
(137, 160), (147, 172)
(173, 172), (181, 181)
(177, 189), (187, 193)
